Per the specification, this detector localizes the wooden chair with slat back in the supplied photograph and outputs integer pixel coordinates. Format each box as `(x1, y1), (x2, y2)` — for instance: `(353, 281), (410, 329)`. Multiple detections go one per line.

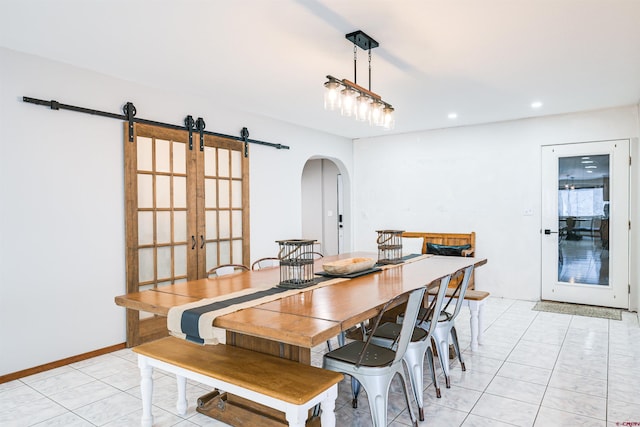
(251, 257), (280, 270)
(207, 264), (249, 277)
(402, 232), (476, 289)
(301, 251), (324, 260)
(252, 252), (322, 271)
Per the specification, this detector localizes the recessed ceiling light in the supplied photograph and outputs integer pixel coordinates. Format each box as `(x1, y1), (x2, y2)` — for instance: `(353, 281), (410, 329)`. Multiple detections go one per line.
(448, 113), (458, 119)
(581, 156), (591, 159)
(581, 160), (594, 164)
(531, 101), (543, 109)
(586, 170), (593, 173)
(585, 165), (597, 169)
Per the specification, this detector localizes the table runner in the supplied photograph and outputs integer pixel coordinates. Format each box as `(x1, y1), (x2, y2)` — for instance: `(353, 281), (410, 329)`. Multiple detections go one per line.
(167, 253), (431, 345)
(167, 276), (348, 345)
(378, 253), (430, 269)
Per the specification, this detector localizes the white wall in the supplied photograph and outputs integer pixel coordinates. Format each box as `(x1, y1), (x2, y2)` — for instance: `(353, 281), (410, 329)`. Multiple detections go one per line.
(301, 160), (324, 247)
(0, 48), (353, 375)
(354, 107), (640, 303)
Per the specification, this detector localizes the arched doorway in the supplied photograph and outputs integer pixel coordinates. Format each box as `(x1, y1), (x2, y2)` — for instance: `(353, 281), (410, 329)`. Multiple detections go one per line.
(301, 157), (350, 256)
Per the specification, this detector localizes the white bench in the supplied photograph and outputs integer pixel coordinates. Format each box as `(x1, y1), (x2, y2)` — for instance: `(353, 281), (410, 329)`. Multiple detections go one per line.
(133, 337), (343, 427)
(428, 288), (490, 351)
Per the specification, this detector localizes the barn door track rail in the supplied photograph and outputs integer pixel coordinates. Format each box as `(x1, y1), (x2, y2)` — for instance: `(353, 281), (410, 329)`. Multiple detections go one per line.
(22, 97), (289, 156)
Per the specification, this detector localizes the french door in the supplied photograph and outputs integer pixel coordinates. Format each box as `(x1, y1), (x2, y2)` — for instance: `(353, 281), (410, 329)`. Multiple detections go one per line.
(541, 140), (629, 308)
(124, 123), (249, 345)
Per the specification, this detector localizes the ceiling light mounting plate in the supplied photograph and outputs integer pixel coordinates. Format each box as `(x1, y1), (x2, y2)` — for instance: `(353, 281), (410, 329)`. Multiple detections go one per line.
(346, 30), (379, 50)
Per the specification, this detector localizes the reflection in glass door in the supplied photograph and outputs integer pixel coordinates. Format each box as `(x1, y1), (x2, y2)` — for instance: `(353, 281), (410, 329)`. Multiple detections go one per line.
(557, 154), (609, 286)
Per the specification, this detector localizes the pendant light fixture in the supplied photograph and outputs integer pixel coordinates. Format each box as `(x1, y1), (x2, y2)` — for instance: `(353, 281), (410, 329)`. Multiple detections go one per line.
(324, 30), (395, 130)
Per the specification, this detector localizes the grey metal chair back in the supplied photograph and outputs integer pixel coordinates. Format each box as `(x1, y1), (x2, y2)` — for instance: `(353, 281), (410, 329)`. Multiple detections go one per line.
(432, 264), (474, 387)
(443, 265), (473, 320)
(369, 274), (452, 420)
(323, 287), (426, 427)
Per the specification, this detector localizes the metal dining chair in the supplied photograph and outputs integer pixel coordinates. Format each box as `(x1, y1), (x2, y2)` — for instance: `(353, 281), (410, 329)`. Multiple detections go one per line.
(368, 274), (451, 420)
(420, 265), (474, 388)
(322, 287), (426, 427)
(207, 264), (249, 277)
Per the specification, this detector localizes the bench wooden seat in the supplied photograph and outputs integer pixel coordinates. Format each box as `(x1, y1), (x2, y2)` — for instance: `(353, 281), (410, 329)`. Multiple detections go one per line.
(402, 231), (477, 289)
(427, 287), (490, 351)
(428, 288), (490, 301)
(133, 337), (343, 427)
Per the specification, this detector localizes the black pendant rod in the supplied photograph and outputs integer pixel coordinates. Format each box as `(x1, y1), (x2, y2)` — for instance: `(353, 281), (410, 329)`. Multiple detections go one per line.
(22, 97), (290, 151)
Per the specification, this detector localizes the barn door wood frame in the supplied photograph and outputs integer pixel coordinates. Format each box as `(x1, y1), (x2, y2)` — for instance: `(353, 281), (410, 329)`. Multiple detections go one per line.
(124, 123), (250, 346)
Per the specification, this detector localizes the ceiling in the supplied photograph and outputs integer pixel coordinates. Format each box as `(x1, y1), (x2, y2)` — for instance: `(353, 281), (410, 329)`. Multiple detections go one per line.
(2, 0), (640, 139)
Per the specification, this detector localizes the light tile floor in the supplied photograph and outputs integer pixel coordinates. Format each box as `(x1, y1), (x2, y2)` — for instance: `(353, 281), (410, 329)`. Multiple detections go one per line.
(1, 298), (639, 426)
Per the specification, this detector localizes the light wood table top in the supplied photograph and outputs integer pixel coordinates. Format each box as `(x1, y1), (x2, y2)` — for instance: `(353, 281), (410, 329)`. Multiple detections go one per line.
(115, 252), (487, 349)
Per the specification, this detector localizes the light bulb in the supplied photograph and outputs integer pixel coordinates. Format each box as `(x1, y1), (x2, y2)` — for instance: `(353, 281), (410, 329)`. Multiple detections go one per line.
(370, 100), (384, 126)
(382, 106), (395, 130)
(340, 88), (357, 117)
(356, 95), (371, 121)
(323, 80), (342, 111)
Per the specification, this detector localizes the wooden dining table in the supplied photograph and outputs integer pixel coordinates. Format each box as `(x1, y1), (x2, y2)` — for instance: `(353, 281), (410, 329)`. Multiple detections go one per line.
(115, 251), (486, 425)
(115, 252), (487, 362)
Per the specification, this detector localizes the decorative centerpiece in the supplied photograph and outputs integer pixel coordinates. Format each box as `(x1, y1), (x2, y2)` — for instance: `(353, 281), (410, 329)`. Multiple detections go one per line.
(376, 230), (404, 264)
(277, 239), (317, 289)
(322, 257), (376, 275)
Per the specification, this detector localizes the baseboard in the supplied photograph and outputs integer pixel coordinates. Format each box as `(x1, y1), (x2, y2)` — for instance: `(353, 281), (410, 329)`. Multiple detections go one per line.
(0, 343), (126, 384)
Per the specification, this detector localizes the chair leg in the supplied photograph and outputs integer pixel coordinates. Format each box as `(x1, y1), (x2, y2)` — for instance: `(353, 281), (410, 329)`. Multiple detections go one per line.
(426, 346), (441, 398)
(403, 349), (426, 420)
(351, 377), (361, 408)
(359, 376), (390, 427)
(434, 332), (451, 388)
(327, 331), (346, 352)
(396, 370), (418, 427)
(450, 326), (466, 371)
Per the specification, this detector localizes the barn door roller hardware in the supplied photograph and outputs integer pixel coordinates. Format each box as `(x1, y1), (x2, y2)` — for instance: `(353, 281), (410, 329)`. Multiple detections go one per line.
(22, 97), (290, 154)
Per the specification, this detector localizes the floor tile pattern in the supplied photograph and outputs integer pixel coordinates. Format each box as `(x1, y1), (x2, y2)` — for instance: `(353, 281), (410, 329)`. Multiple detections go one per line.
(1, 298), (639, 426)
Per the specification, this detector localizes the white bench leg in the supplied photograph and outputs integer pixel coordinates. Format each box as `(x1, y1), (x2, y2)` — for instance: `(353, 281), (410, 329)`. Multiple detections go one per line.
(176, 375), (187, 416)
(477, 301), (485, 346)
(284, 407), (307, 427)
(138, 356), (154, 427)
(468, 300), (485, 351)
(319, 386), (337, 427)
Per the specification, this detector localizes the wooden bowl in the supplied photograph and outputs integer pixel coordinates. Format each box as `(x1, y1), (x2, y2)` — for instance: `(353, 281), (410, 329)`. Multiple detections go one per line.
(322, 257), (376, 275)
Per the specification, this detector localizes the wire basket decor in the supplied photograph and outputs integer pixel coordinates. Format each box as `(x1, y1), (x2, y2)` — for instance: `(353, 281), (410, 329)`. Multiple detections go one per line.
(376, 230), (404, 264)
(276, 239), (317, 288)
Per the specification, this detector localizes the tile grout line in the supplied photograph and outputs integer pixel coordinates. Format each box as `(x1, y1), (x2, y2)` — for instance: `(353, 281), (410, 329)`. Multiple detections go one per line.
(529, 311), (571, 427)
(459, 298), (533, 426)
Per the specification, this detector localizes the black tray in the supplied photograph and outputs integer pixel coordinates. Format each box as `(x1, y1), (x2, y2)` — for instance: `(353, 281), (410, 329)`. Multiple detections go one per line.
(276, 280), (321, 290)
(315, 267), (382, 279)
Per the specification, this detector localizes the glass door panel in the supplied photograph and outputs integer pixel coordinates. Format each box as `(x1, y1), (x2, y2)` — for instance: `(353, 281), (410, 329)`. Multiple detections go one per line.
(128, 125), (192, 294)
(200, 137), (249, 274)
(557, 154), (609, 286)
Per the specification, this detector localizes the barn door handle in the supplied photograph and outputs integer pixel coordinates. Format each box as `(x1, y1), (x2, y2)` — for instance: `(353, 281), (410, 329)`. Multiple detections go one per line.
(200, 235), (205, 249)
(191, 235), (196, 249)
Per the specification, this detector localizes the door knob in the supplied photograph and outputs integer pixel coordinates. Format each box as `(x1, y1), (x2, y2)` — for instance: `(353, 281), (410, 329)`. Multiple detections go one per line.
(543, 229), (558, 235)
